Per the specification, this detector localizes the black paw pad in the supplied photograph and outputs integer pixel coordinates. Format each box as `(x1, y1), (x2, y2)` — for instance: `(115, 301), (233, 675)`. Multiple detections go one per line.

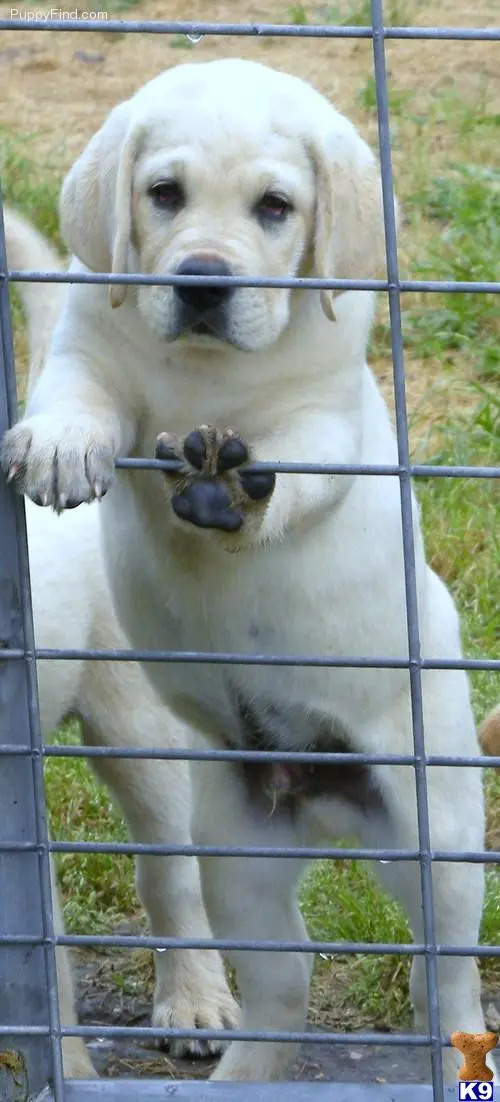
(172, 478), (243, 532)
(183, 430), (208, 471)
(239, 469), (276, 501)
(217, 436), (249, 473)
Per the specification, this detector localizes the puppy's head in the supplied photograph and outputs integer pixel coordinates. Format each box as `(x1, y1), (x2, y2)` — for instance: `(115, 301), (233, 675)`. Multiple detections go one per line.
(60, 59), (391, 352)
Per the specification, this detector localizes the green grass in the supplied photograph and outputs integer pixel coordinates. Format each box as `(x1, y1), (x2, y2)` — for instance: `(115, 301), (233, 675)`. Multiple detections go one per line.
(1, 130), (65, 359)
(45, 725), (134, 934)
(415, 389), (499, 668)
(370, 86), (500, 381)
(300, 854), (413, 1025)
(2, 109), (499, 1028)
(358, 73), (413, 115)
(288, 3), (309, 23)
(0, 129), (63, 247)
(404, 163), (500, 379)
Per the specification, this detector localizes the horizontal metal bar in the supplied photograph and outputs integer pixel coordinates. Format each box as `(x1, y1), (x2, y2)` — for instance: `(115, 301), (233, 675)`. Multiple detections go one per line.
(44, 1084), (460, 1102)
(0, 842), (424, 859)
(1, 648), (499, 671)
(0, 1023), (444, 1044)
(1, 839), (499, 863)
(0, 746), (421, 765)
(41, 744), (500, 771)
(6, 269), (500, 293)
(117, 457), (500, 479)
(0, 935), (429, 953)
(3, 447), (498, 483)
(1, 745), (499, 770)
(45, 844), (500, 863)
(0, 18), (499, 40)
(50, 844), (500, 864)
(0, 932), (498, 958)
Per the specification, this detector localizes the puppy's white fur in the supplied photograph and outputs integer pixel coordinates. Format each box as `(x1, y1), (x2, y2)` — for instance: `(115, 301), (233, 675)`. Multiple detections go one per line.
(7, 219), (238, 1078)
(2, 59), (495, 1083)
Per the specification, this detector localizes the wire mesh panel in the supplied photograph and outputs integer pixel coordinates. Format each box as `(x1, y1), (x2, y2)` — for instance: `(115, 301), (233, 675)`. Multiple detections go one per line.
(0, 2), (499, 1100)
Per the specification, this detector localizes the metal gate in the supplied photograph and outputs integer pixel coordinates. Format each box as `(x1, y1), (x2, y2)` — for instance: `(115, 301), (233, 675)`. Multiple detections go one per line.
(0, 2), (499, 1100)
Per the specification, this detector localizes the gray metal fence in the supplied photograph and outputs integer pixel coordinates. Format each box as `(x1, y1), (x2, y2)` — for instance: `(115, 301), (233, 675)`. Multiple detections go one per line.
(0, 2), (499, 1100)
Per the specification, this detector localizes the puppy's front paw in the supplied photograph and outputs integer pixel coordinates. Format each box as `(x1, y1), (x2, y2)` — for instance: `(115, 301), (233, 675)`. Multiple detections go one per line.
(156, 426), (275, 533)
(0, 416), (116, 510)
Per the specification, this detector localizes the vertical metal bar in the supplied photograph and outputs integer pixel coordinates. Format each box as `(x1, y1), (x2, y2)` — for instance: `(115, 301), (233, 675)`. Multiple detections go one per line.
(369, 2), (444, 1097)
(0, 192), (65, 1098)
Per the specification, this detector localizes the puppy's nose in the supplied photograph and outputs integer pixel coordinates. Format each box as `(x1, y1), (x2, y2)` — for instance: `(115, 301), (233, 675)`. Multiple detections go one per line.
(174, 256), (233, 313)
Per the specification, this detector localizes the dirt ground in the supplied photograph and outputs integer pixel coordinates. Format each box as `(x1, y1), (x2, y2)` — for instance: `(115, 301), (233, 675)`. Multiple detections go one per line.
(1, 0), (499, 1083)
(2, 0), (500, 163)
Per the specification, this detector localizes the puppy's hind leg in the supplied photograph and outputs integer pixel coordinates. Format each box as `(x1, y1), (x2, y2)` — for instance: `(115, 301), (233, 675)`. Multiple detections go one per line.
(110, 753), (240, 1058)
(78, 657), (239, 1059)
(191, 758), (312, 1082)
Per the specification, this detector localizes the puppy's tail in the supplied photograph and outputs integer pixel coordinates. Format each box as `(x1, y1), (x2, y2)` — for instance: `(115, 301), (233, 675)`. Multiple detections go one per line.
(3, 207), (65, 396)
(479, 704), (500, 763)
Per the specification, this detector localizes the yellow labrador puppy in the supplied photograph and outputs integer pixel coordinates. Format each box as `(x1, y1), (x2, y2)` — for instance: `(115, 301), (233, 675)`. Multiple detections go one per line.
(1, 60), (495, 1083)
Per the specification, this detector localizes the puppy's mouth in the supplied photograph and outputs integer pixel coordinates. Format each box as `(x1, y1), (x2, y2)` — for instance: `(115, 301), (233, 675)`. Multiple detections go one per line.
(179, 309), (232, 345)
(165, 305), (250, 351)
(191, 321), (217, 337)
(175, 301), (227, 341)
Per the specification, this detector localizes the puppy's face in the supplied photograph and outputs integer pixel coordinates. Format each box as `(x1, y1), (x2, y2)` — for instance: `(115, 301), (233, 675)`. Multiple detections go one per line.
(132, 114), (315, 351)
(60, 60), (389, 354)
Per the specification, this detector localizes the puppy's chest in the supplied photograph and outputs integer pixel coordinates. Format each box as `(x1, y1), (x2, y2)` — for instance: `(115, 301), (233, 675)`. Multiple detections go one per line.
(123, 487), (386, 820)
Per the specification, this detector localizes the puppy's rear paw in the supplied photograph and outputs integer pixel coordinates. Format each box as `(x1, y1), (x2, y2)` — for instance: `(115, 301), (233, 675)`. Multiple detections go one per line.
(156, 425), (275, 533)
(1, 416), (116, 510)
(152, 978), (240, 1058)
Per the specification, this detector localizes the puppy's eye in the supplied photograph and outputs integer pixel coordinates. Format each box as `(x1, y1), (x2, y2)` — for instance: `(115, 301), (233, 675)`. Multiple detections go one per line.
(255, 192), (292, 223)
(149, 181), (185, 212)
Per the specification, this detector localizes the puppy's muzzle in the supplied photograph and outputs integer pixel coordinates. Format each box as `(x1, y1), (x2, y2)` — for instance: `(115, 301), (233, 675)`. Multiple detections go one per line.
(174, 255), (234, 336)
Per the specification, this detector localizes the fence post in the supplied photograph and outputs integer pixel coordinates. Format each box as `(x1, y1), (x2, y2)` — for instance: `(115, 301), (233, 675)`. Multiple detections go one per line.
(0, 197), (60, 1096)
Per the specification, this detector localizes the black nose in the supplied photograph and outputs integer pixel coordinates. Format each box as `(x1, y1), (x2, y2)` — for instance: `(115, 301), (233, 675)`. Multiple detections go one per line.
(174, 256), (233, 314)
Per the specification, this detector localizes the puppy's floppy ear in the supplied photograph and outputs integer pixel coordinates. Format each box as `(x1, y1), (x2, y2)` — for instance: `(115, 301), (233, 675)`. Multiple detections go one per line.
(308, 112), (396, 321)
(59, 101), (144, 308)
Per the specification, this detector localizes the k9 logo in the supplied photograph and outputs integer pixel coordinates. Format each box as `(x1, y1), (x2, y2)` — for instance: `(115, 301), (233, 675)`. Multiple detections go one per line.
(458, 1084), (494, 1101)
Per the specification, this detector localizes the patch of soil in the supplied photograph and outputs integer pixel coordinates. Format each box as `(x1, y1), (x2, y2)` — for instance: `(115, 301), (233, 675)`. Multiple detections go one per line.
(1, 0), (499, 167)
